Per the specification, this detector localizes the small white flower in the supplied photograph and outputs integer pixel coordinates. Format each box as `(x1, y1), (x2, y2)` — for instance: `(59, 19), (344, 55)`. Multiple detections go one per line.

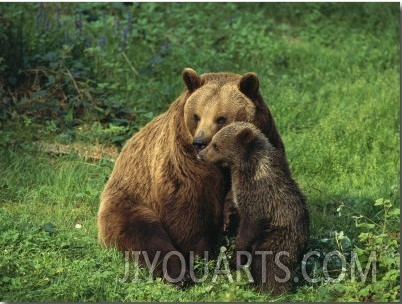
(75, 224), (82, 229)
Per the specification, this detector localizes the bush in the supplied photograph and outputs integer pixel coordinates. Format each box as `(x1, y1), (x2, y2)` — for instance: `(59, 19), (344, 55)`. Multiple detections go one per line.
(312, 187), (400, 302)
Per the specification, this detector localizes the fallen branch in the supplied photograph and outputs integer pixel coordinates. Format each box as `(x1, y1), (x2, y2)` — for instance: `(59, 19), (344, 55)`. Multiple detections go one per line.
(35, 141), (119, 162)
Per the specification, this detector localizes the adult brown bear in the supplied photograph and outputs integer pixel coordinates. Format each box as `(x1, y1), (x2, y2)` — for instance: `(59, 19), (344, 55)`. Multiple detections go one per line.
(97, 68), (286, 285)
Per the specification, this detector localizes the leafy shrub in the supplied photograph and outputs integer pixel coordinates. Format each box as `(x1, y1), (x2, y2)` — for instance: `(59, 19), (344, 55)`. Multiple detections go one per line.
(312, 186), (400, 302)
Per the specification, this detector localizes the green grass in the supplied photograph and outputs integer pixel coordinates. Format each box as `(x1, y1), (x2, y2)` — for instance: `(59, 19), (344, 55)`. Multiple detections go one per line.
(0, 2), (400, 302)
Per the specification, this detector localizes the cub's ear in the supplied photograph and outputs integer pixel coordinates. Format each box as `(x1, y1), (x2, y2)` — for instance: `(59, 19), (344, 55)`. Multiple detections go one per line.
(239, 72), (259, 99)
(183, 68), (201, 92)
(236, 127), (255, 145)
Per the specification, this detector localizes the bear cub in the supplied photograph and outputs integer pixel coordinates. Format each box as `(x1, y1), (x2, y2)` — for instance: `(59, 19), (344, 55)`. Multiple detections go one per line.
(198, 122), (309, 295)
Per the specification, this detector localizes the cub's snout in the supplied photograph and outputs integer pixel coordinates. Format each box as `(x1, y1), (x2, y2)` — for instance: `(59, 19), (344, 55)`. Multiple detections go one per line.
(197, 149), (205, 161)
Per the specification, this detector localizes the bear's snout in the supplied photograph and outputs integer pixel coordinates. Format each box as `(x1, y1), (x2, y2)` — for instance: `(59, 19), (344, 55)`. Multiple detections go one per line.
(193, 130), (210, 152)
(197, 151), (204, 161)
(192, 138), (207, 151)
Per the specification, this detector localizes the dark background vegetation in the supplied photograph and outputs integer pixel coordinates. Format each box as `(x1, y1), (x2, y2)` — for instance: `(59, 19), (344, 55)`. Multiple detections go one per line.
(1, 2), (398, 145)
(0, 2), (399, 302)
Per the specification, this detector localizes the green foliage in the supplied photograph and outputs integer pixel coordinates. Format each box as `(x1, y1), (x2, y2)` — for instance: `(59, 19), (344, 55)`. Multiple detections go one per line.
(0, 2), (399, 302)
(314, 192), (400, 302)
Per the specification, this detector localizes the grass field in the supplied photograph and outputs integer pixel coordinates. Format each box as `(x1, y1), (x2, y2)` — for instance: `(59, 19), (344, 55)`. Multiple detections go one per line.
(0, 3), (400, 302)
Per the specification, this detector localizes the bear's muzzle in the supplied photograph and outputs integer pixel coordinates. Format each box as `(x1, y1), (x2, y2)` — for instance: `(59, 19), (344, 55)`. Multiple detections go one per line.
(192, 138), (207, 151)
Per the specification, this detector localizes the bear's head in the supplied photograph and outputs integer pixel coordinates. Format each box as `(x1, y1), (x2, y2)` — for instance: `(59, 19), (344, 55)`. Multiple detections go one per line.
(182, 68), (266, 152)
(197, 122), (258, 167)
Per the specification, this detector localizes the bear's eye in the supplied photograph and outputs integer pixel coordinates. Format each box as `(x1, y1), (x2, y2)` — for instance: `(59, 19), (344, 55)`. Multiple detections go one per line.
(216, 116), (226, 124)
(213, 143), (219, 150)
(193, 114), (200, 122)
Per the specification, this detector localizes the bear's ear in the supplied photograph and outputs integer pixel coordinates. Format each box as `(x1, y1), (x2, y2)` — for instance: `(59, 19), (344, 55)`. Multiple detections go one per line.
(239, 72), (259, 99)
(236, 127), (255, 145)
(182, 68), (201, 92)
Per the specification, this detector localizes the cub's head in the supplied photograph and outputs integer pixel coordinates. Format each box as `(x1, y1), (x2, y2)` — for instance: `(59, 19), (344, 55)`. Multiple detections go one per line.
(197, 122), (258, 168)
(182, 68), (261, 152)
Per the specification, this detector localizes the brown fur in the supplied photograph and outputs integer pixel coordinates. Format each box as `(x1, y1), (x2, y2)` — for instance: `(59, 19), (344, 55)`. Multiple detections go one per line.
(97, 68), (285, 286)
(198, 122), (309, 295)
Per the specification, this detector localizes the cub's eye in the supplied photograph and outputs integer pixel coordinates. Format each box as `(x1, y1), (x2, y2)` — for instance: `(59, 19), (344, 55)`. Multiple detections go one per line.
(213, 143), (219, 150)
(216, 116), (226, 124)
(193, 114), (200, 122)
